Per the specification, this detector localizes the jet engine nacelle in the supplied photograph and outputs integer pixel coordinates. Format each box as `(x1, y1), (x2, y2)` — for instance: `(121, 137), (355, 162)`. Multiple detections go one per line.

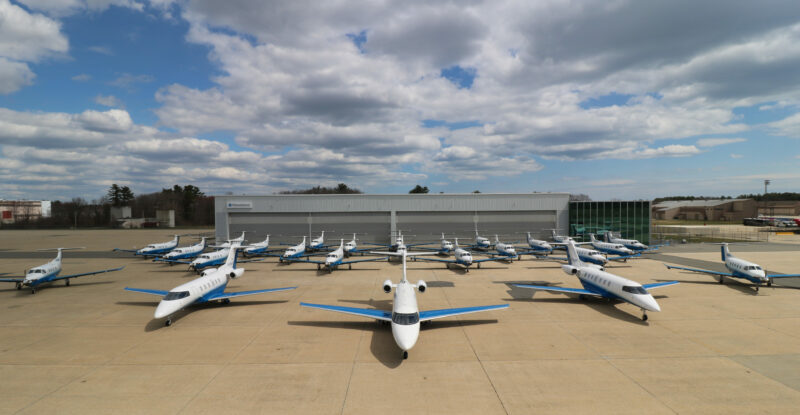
(229, 268), (245, 279)
(383, 279), (393, 293)
(201, 268), (217, 276)
(416, 280), (427, 293)
(561, 265), (579, 275)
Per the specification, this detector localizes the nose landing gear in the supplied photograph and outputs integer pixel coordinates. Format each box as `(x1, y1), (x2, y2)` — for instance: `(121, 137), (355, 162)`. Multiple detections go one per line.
(402, 351), (408, 360)
(641, 310), (648, 321)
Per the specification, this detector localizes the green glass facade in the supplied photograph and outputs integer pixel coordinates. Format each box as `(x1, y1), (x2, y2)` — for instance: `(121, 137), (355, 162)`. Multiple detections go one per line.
(568, 201), (651, 244)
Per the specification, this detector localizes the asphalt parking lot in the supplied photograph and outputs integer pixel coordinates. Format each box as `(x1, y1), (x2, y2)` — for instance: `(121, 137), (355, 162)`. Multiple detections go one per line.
(2, 229), (800, 414)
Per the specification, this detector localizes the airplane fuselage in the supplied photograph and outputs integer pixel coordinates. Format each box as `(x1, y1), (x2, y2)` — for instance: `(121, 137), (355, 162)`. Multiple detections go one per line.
(20, 257), (61, 288)
(724, 257), (767, 284)
(189, 249), (229, 270)
(154, 268), (234, 319)
(390, 280), (421, 352)
(136, 238), (179, 256)
(573, 267), (660, 312)
(590, 240), (634, 256)
(575, 247), (608, 266)
(162, 240), (206, 260)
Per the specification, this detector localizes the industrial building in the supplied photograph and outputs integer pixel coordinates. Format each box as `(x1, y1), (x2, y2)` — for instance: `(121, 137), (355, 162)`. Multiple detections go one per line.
(0, 200), (51, 226)
(569, 200), (651, 244)
(652, 199), (757, 222)
(214, 193), (571, 244)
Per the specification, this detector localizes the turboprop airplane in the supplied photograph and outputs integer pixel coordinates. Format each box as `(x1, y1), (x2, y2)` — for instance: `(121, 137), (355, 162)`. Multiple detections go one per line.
(433, 232), (454, 255)
(306, 231), (333, 251)
(300, 250), (508, 359)
(413, 238), (506, 271)
(664, 243), (800, 292)
(514, 240), (678, 321)
(285, 239), (388, 272)
(160, 245), (263, 272)
(604, 231), (651, 252)
(470, 229), (492, 250)
(216, 231), (247, 249)
(587, 233), (635, 256)
(342, 233), (382, 256)
(124, 243), (296, 326)
(0, 248), (124, 294)
(486, 235), (518, 261)
(242, 235), (274, 257)
(155, 237), (208, 262)
(114, 235), (180, 258)
(517, 232), (553, 255)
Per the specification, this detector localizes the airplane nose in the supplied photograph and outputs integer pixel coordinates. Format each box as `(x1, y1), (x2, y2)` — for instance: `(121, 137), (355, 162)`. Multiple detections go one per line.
(154, 302), (175, 319)
(642, 295), (660, 312)
(392, 323), (420, 352)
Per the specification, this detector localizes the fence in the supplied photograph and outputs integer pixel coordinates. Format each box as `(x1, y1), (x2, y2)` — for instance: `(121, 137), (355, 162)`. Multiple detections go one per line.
(651, 225), (770, 243)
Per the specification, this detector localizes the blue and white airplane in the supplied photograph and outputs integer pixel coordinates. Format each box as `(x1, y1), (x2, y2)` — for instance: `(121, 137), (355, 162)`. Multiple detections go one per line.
(486, 235), (518, 261)
(155, 237), (208, 262)
(125, 243), (296, 326)
(1, 248), (124, 294)
(216, 232), (247, 249)
(308, 231), (330, 251)
(517, 232), (553, 255)
(114, 235), (180, 258)
(470, 229), (492, 250)
(515, 240), (678, 321)
(604, 231), (651, 252)
(242, 235), (274, 257)
(300, 250), (508, 359)
(664, 243), (800, 292)
(279, 236), (311, 263)
(414, 238), (506, 272)
(586, 233), (635, 257)
(433, 232), (454, 255)
(284, 239), (388, 272)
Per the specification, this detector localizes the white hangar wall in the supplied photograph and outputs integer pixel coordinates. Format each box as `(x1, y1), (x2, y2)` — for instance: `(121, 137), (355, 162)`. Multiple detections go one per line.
(214, 193), (570, 244)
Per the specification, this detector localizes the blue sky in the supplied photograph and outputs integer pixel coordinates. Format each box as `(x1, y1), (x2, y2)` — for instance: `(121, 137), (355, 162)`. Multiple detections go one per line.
(1, 0), (799, 202)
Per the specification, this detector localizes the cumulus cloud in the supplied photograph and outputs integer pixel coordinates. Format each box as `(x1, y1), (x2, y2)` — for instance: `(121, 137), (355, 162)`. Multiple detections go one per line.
(94, 94), (122, 107)
(696, 138), (746, 147)
(71, 73), (91, 82)
(16, 0), (143, 16)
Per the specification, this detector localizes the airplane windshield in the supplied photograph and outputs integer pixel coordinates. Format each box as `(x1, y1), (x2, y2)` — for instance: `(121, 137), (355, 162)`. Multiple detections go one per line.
(392, 312), (420, 325)
(622, 286), (648, 295)
(163, 291), (190, 301)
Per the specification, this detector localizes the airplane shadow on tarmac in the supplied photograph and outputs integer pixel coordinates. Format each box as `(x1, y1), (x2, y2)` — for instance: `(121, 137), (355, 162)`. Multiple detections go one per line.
(495, 281), (650, 325)
(5, 280), (116, 295)
(116, 300), (288, 332)
(653, 277), (761, 295)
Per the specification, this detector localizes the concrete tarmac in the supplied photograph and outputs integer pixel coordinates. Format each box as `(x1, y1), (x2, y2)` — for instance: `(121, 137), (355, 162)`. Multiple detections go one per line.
(1, 229), (800, 414)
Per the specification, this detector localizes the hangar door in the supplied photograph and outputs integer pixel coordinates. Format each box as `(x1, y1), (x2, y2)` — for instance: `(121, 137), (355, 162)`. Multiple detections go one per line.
(396, 210), (557, 244)
(228, 212), (391, 244)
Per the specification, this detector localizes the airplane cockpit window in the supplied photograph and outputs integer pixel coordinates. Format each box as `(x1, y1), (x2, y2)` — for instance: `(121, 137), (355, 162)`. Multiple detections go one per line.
(622, 286), (648, 294)
(392, 312), (420, 325)
(754, 266), (762, 270)
(163, 291), (190, 301)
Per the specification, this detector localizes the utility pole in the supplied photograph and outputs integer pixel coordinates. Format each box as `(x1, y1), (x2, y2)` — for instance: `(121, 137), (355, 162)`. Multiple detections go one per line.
(764, 179), (771, 195)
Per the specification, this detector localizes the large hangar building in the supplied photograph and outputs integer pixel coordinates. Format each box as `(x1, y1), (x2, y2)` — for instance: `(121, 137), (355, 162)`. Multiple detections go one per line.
(215, 193), (571, 244)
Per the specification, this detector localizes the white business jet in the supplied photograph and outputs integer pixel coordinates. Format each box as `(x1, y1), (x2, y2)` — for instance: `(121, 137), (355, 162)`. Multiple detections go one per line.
(155, 237), (208, 262)
(300, 250), (508, 359)
(604, 231), (650, 252)
(1, 248), (124, 294)
(216, 231), (247, 249)
(664, 243), (800, 292)
(515, 240), (678, 321)
(286, 239), (388, 272)
(124, 243), (296, 326)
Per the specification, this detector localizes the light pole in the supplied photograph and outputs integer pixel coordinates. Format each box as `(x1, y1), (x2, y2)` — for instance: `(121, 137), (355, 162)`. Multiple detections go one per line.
(764, 179), (770, 195)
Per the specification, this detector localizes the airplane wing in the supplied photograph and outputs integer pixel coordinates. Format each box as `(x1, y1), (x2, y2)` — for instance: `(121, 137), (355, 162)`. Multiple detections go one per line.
(300, 302), (392, 321)
(124, 287), (169, 296)
(607, 253), (641, 261)
(282, 257), (326, 264)
(642, 281), (680, 290)
(766, 273), (800, 279)
(663, 264), (733, 277)
(473, 257), (509, 263)
(513, 284), (603, 297)
(238, 258), (266, 264)
(0, 277), (25, 283)
(339, 256), (390, 265)
(517, 250), (549, 257)
(52, 266), (125, 281)
(418, 304), (509, 321)
(153, 258), (193, 264)
(413, 257), (456, 264)
(205, 286), (297, 301)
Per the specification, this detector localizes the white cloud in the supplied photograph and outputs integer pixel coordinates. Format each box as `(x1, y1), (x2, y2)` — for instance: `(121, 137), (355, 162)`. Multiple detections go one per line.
(768, 112), (800, 138)
(16, 0), (143, 16)
(696, 138), (746, 147)
(730, 154), (743, 159)
(88, 45), (113, 55)
(71, 73), (91, 82)
(94, 94), (122, 107)
(0, 58), (35, 94)
(109, 73), (154, 89)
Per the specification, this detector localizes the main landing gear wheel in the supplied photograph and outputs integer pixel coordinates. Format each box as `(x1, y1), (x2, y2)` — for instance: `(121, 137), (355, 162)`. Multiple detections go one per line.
(30, 288), (36, 294)
(755, 286), (759, 293)
(719, 276), (724, 284)
(165, 319), (172, 327)
(767, 280), (773, 287)
(65, 279), (70, 286)
(222, 298), (231, 305)
(477, 263), (481, 269)
(403, 351), (408, 360)
(348, 264), (352, 270)
(16, 283), (21, 290)
(578, 294), (587, 301)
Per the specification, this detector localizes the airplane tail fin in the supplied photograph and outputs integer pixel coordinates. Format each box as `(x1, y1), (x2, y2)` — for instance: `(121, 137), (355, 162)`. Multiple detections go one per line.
(589, 233), (597, 242)
(224, 242), (241, 269)
(454, 237), (460, 249)
(565, 241), (583, 267)
(721, 243), (731, 261)
(551, 229), (557, 239)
